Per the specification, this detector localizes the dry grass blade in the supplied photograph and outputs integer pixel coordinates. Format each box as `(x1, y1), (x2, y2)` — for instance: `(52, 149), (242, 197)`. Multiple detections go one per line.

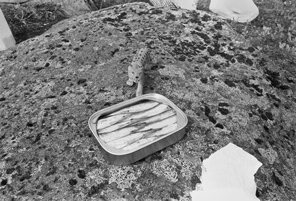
(149, 0), (179, 9)
(30, 0), (90, 16)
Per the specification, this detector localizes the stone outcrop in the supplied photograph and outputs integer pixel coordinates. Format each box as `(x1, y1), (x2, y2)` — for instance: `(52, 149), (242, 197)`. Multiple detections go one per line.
(0, 2), (295, 200)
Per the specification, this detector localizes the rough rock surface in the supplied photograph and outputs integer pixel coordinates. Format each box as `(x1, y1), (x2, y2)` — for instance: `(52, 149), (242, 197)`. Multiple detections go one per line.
(0, 2), (295, 200)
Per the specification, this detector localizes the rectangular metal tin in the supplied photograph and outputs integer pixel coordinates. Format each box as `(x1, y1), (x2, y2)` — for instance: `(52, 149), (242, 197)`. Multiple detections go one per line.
(88, 93), (188, 165)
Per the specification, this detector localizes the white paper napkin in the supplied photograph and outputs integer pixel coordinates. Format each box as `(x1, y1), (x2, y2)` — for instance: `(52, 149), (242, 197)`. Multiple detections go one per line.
(191, 143), (262, 201)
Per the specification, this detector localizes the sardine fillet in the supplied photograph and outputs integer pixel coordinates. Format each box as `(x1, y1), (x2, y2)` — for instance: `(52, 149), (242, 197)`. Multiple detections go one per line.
(100, 126), (138, 143)
(107, 123), (178, 150)
(99, 109), (175, 133)
(139, 115), (177, 132)
(109, 101), (159, 116)
(106, 130), (153, 149)
(96, 113), (129, 130)
(127, 104), (171, 121)
(97, 100), (179, 150)
(100, 114), (176, 143)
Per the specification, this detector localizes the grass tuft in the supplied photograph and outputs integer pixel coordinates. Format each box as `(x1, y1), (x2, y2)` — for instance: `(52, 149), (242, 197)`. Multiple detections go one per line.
(30, 0), (90, 16)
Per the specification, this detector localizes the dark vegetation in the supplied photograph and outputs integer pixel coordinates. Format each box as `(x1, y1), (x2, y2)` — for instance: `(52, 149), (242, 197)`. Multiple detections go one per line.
(0, 2), (69, 43)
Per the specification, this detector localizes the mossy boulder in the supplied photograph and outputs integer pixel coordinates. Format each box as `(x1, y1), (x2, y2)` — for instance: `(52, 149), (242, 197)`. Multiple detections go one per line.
(0, 3), (295, 200)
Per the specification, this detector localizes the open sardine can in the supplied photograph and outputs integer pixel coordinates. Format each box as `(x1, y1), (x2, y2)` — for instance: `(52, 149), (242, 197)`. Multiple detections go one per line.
(88, 93), (188, 165)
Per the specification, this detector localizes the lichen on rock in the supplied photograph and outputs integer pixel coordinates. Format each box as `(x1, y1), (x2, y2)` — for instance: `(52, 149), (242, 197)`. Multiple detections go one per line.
(0, 2), (295, 200)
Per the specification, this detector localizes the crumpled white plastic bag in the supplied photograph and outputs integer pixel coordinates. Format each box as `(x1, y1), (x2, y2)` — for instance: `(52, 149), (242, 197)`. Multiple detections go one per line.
(209, 0), (259, 22)
(191, 143), (262, 201)
(0, 8), (16, 51)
